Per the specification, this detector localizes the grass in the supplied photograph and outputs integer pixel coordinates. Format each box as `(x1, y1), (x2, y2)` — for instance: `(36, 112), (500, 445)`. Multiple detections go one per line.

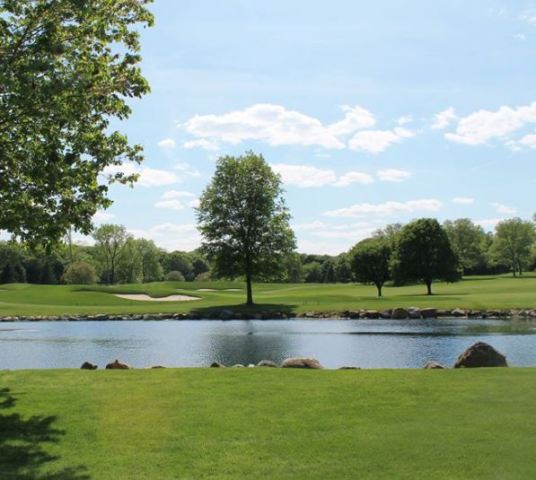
(1, 368), (535, 479)
(0, 273), (535, 317)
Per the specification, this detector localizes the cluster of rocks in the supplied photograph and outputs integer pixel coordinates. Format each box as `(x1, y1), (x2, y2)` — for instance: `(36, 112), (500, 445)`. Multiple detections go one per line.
(80, 342), (508, 371)
(2, 307), (536, 322)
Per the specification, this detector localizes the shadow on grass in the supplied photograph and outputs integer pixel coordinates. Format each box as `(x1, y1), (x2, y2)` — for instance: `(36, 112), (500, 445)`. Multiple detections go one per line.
(191, 303), (297, 317)
(0, 388), (91, 480)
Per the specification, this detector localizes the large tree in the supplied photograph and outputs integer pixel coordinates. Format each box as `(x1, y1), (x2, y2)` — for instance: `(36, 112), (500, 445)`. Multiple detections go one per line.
(197, 152), (296, 305)
(92, 224), (130, 284)
(393, 218), (461, 295)
(443, 218), (488, 274)
(349, 237), (391, 297)
(491, 218), (536, 276)
(0, 0), (153, 246)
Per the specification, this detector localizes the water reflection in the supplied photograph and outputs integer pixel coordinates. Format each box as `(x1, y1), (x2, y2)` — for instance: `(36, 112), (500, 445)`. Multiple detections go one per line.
(0, 319), (535, 369)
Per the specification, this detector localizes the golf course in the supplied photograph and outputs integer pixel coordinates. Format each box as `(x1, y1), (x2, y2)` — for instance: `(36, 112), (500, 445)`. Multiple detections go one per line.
(0, 274), (535, 318)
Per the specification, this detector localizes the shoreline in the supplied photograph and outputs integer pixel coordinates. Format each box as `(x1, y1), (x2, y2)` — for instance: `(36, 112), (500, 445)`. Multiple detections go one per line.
(1, 306), (536, 322)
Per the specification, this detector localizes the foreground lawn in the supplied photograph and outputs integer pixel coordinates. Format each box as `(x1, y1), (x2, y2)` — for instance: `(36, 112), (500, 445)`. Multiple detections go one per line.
(0, 274), (535, 316)
(0, 368), (535, 479)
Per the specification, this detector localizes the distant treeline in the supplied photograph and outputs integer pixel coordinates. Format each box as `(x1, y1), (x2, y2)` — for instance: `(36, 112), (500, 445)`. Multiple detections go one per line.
(1, 216), (535, 286)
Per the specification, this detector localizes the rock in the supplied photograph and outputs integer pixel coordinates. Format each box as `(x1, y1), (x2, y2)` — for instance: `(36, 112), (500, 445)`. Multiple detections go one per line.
(423, 361), (445, 369)
(454, 342), (508, 368)
(247, 364), (256, 368)
(408, 307), (421, 319)
(150, 365), (165, 369)
(391, 307), (409, 319)
(105, 359), (131, 370)
(364, 310), (379, 319)
(379, 309), (392, 319)
(80, 361), (97, 370)
(339, 366), (360, 370)
(232, 364), (245, 368)
(451, 308), (466, 317)
(420, 308), (437, 318)
(281, 357), (323, 369)
(210, 362), (226, 368)
(256, 360), (278, 367)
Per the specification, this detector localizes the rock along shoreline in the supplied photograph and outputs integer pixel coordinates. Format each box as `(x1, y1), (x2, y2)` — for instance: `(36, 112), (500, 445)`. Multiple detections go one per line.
(1, 306), (535, 322)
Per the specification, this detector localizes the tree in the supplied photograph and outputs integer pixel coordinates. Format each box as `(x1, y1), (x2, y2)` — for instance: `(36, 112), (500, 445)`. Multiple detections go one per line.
(93, 224), (130, 284)
(349, 238), (391, 297)
(0, 242), (26, 283)
(303, 261), (323, 283)
(321, 258), (336, 283)
(116, 237), (142, 283)
(392, 218), (461, 295)
(197, 152), (296, 305)
(162, 251), (194, 280)
(443, 218), (488, 274)
(334, 254), (353, 283)
(0, 1), (154, 246)
(491, 218), (536, 276)
(63, 261), (97, 285)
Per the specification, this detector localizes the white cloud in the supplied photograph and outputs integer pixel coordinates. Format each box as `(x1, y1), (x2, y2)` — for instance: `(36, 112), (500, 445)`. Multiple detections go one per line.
(157, 138), (176, 150)
(491, 202), (517, 215)
(396, 115), (413, 126)
(327, 105), (376, 136)
(183, 139), (220, 151)
(272, 163), (373, 188)
(377, 169), (412, 182)
(128, 223), (201, 251)
(155, 190), (199, 211)
(103, 163), (179, 187)
(521, 9), (536, 25)
(444, 101), (536, 146)
(518, 133), (536, 148)
(173, 162), (201, 177)
(293, 221), (329, 231)
(452, 197), (475, 205)
(475, 218), (505, 230)
(93, 211), (115, 223)
(325, 199), (442, 218)
(431, 107), (457, 130)
(348, 127), (415, 154)
(182, 103), (345, 149)
(515, 33), (527, 41)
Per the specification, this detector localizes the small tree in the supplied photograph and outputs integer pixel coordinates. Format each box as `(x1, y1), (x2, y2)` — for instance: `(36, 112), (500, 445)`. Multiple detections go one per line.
(197, 152), (296, 305)
(393, 218), (461, 295)
(63, 261), (97, 285)
(491, 218), (536, 276)
(349, 238), (391, 297)
(443, 219), (488, 274)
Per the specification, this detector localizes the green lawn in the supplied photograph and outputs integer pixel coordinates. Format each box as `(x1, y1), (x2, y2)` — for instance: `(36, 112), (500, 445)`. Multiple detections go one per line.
(1, 368), (535, 479)
(0, 274), (535, 317)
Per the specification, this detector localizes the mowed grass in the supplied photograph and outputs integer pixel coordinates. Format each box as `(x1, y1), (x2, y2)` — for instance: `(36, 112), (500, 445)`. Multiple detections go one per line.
(0, 274), (535, 316)
(0, 274), (535, 317)
(1, 368), (535, 479)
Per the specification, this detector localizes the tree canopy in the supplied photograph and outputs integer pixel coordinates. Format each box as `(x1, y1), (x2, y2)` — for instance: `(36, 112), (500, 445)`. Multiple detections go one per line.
(0, 0), (154, 246)
(197, 151), (296, 305)
(392, 218), (461, 295)
(350, 237), (392, 297)
(491, 218), (536, 276)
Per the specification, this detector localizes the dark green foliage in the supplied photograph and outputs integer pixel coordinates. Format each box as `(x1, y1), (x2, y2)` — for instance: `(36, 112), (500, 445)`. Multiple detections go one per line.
(0, 242), (26, 283)
(303, 261), (323, 283)
(165, 270), (185, 281)
(334, 254), (353, 283)
(63, 261), (97, 285)
(392, 218), (461, 295)
(443, 219), (488, 274)
(321, 259), (336, 283)
(0, 0), (153, 246)
(491, 218), (536, 276)
(163, 251), (194, 280)
(350, 237), (392, 296)
(197, 152), (296, 305)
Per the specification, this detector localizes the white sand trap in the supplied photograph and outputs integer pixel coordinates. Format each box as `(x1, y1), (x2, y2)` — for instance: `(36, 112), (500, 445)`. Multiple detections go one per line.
(197, 288), (216, 291)
(225, 289), (241, 291)
(114, 294), (200, 302)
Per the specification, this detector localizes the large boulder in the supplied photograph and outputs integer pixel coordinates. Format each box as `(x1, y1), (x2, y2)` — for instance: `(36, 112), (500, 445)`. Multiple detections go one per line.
(210, 361), (226, 368)
(451, 308), (466, 317)
(281, 357), (323, 369)
(80, 361), (97, 370)
(420, 308), (437, 319)
(105, 359), (131, 370)
(256, 360), (278, 367)
(423, 361), (445, 369)
(454, 342), (507, 368)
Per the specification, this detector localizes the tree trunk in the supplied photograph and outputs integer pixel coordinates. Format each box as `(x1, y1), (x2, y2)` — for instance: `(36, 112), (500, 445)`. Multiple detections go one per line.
(376, 283), (382, 297)
(426, 280), (432, 295)
(246, 273), (253, 306)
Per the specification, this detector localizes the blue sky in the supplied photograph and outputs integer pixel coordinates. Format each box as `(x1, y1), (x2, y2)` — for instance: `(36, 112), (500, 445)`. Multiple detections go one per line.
(96, 1), (536, 254)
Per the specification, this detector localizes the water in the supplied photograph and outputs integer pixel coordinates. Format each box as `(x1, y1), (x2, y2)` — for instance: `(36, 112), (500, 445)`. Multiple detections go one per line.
(0, 318), (536, 369)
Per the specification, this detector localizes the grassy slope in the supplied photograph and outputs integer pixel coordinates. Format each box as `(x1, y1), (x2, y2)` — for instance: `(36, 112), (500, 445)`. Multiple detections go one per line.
(0, 274), (535, 316)
(1, 368), (535, 479)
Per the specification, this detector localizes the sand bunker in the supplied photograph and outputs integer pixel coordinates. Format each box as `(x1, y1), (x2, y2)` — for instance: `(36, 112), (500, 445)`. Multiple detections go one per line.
(197, 288), (216, 291)
(225, 289), (241, 291)
(114, 294), (200, 302)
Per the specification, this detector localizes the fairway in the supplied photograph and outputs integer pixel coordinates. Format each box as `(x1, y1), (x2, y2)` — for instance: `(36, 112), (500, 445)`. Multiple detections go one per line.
(1, 368), (535, 479)
(0, 274), (535, 317)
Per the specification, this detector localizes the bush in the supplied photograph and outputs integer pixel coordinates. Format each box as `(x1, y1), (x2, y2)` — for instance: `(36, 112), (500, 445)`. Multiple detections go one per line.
(63, 261), (97, 285)
(165, 270), (185, 281)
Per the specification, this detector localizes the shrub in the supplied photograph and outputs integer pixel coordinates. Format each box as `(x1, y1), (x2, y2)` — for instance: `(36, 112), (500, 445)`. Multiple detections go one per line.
(63, 261), (97, 285)
(165, 270), (185, 281)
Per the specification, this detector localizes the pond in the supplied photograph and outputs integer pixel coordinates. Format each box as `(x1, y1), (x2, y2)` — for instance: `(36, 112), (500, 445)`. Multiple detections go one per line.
(1, 318), (536, 369)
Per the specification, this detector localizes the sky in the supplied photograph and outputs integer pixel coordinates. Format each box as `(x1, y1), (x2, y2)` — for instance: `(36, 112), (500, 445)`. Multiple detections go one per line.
(94, 1), (536, 254)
